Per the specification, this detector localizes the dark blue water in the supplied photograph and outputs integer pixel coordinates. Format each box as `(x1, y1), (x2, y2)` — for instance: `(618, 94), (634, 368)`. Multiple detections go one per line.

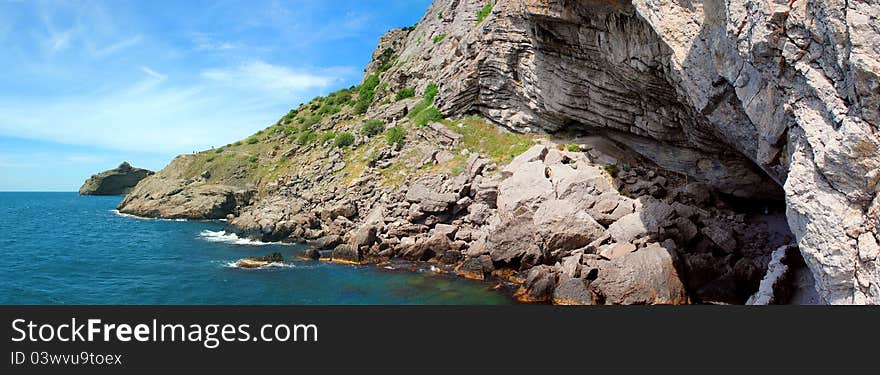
(0, 193), (510, 305)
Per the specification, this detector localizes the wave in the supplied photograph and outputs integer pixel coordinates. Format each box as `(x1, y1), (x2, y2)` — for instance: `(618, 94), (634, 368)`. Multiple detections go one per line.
(111, 210), (187, 222)
(223, 260), (295, 269)
(198, 230), (276, 246)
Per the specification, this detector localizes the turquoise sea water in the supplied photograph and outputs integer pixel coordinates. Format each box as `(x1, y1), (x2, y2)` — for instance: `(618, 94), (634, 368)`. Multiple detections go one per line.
(0, 192), (510, 305)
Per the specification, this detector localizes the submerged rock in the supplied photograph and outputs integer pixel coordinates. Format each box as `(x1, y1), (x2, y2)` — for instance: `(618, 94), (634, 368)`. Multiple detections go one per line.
(236, 252), (284, 269)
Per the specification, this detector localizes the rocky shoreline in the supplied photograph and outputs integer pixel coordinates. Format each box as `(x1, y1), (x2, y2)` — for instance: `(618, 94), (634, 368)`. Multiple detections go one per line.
(79, 162), (154, 196)
(115, 0), (878, 304)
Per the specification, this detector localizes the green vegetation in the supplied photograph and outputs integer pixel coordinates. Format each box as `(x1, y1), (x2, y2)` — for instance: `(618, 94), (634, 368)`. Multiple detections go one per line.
(334, 132), (355, 148)
(395, 87), (415, 101)
(602, 164), (620, 177)
(355, 74), (381, 115)
(248, 156), (259, 163)
(375, 48), (397, 73)
(406, 82), (442, 126)
(247, 137), (259, 145)
(317, 104), (341, 116)
(438, 11), (443, 19)
(214, 147), (224, 154)
(411, 107), (443, 127)
(362, 119), (385, 137)
(282, 109), (298, 123)
(433, 33), (446, 43)
(320, 132), (336, 144)
(297, 130), (317, 145)
(424, 83), (438, 102)
(477, 2), (495, 24)
(302, 115), (321, 129)
(385, 126), (406, 146)
(444, 116), (533, 164)
(567, 144), (581, 152)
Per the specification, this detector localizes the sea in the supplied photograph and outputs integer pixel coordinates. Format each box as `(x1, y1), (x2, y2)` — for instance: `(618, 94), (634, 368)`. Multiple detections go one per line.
(0, 192), (510, 305)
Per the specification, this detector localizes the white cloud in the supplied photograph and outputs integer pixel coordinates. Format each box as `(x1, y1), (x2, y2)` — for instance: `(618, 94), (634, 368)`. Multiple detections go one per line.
(201, 60), (345, 95)
(0, 61), (355, 155)
(91, 35), (143, 58)
(140, 66), (166, 80)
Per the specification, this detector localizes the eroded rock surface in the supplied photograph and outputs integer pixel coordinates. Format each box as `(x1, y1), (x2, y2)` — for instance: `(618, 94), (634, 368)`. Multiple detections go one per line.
(79, 162), (153, 196)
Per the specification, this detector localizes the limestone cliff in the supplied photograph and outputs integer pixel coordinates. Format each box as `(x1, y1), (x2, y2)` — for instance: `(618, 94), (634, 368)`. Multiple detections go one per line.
(119, 0), (880, 304)
(370, 0), (878, 304)
(79, 162), (153, 196)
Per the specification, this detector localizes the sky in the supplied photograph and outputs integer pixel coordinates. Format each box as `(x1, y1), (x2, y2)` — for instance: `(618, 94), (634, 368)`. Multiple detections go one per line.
(0, 0), (432, 191)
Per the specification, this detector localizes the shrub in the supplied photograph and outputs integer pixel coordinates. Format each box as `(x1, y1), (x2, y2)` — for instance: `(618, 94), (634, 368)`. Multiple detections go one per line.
(567, 144), (581, 152)
(354, 101), (370, 115)
(320, 132), (336, 144)
(248, 156), (259, 163)
(302, 115), (321, 129)
(433, 33), (446, 43)
(247, 138), (259, 144)
(412, 107), (443, 127)
(282, 109), (298, 123)
(395, 88), (415, 101)
(477, 2), (495, 24)
(297, 130), (317, 145)
(386, 126), (406, 146)
(214, 148), (224, 154)
(424, 83), (438, 103)
(334, 132), (355, 148)
(317, 104), (340, 116)
(602, 164), (619, 177)
(233, 141), (242, 146)
(362, 119), (385, 137)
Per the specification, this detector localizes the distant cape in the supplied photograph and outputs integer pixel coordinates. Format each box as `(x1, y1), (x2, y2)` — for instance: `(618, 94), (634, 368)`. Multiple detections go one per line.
(79, 162), (154, 196)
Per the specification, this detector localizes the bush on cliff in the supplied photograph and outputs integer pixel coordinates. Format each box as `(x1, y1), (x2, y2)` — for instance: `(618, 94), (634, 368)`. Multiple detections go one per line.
(395, 88), (415, 101)
(477, 2), (495, 24)
(362, 119), (385, 137)
(386, 126), (406, 146)
(334, 132), (355, 148)
(297, 131), (317, 145)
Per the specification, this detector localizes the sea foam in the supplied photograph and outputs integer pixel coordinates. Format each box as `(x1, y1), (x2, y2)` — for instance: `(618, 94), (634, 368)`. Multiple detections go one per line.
(199, 230), (275, 246)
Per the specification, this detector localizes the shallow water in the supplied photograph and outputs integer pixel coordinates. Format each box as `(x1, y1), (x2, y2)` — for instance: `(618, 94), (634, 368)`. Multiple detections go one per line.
(0, 192), (510, 305)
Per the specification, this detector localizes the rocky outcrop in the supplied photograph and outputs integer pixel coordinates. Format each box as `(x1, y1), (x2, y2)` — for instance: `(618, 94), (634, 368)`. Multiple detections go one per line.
(79, 162), (153, 196)
(118, 154), (255, 220)
(373, 0), (879, 304)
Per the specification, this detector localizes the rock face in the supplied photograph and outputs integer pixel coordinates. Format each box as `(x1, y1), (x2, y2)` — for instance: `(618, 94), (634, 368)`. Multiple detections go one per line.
(374, 0), (879, 304)
(79, 162), (153, 196)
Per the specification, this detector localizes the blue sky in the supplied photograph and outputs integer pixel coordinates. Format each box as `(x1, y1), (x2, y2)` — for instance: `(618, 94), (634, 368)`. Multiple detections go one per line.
(0, 0), (431, 191)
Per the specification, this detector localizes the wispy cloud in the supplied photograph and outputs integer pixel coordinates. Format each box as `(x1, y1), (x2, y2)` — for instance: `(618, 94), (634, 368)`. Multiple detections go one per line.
(91, 35), (143, 58)
(140, 66), (166, 80)
(201, 60), (348, 95)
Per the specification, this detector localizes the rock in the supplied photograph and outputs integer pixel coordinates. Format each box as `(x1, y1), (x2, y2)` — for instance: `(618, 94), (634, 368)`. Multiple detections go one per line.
(312, 235), (342, 249)
(405, 176), (457, 213)
(591, 244), (689, 305)
(455, 257), (487, 281)
(331, 244), (363, 264)
(599, 242), (637, 260)
(606, 213), (648, 244)
(351, 225), (379, 247)
(236, 252), (284, 268)
(502, 144), (547, 175)
(701, 220), (738, 254)
(497, 161), (554, 216)
(516, 265), (558, 303)
(553, 277), (594, 305)
(487, 216), (544, 269)
(533, 199), (605, 258)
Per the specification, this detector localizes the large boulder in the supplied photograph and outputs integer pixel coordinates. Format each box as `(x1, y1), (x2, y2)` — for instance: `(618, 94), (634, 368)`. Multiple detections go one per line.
(591, 244), (689, 305)
(497, 161), (554, 216)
